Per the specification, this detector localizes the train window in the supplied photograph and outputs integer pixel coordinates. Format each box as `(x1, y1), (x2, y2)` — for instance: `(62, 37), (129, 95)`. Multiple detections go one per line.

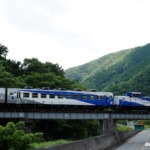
(58, 94), (63, 99)
(96, 96), (100, 100)
(74, 94), (79, 100)
(66, 94), (71, 99)
(9, 92), (13, 95)
(49, 94), (55, 98)
(41, 94), (46, 98)
(23, 93), (29, 98)
(134, 94), (141, 98)
(96, 95), (102, 100)
(90, 95), (95, 100)
(32, 93), (38, 98)
(82, 95), (87, 100)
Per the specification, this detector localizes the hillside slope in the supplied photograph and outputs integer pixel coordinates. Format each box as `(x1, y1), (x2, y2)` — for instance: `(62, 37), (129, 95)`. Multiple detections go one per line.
(65, 43), (150, 95)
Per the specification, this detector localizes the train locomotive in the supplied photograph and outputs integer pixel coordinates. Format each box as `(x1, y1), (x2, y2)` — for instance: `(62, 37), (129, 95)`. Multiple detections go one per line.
(0, 87), (150, 113)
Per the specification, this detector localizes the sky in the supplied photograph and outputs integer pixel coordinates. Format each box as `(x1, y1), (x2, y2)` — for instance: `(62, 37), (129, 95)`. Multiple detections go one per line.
(0, 0), (150, 69)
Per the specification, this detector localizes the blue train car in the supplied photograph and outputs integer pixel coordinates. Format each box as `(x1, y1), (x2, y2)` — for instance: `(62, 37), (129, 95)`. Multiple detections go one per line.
(0, 88), (113, 107)
(114, 92), (150, 107)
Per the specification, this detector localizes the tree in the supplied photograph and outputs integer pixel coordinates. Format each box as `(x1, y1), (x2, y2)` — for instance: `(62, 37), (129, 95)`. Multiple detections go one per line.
(4, 59), (23, 76)
(22, 58), (65, 76)
(22, 58), (45, 75)
(33, 120), (100, 140)
(0, 121), (43, 150)
(44, 62), (64, 77)
(0, 43), (8, 59)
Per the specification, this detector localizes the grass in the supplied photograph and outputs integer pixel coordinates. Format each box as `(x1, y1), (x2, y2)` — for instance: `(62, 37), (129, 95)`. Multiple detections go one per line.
(117, 125), (133, 132)
(144, 125), (150, 129)
(30, 139), (71, 149)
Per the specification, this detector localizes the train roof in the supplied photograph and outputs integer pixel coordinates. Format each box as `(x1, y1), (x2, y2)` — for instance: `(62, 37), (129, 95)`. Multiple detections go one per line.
(126, 92), (142, 94)
(6, 88), (113, 96)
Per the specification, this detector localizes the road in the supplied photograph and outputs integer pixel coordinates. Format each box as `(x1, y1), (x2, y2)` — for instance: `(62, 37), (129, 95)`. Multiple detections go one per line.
(114, 129), (150, 150)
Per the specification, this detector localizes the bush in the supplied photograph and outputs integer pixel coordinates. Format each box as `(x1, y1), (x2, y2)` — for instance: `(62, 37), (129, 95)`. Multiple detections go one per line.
(0, 121), (43, 150)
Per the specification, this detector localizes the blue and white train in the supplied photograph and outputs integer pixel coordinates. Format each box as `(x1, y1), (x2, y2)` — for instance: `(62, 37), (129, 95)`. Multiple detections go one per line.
(0, 88), (150, 112)
(114, 92), (150, 112)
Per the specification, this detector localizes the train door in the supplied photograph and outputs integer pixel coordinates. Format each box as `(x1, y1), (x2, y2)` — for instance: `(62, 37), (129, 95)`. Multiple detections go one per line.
(16, 91), (21, 104)
(114, 96), (120, 105)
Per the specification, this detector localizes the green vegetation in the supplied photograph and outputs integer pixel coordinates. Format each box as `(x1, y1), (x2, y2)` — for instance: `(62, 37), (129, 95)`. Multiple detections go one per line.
(0, 43), (85, 89)
(0, 121), (43, 150)
(30, 139), (70, 149)
(117, 124), (133, 132)
(33, 120), (100, 140)
(145, 125), (150, 129)
(65, 43), (150, 95)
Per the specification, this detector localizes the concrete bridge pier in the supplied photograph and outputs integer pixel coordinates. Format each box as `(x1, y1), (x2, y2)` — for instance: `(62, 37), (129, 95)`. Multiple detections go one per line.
(20, 119), (33, 133)
(101, 119), (116, 135)
(25, 120), (32, 133)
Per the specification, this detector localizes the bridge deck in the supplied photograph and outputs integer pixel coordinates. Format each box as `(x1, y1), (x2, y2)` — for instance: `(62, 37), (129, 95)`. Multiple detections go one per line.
(0, 112), (150, 120)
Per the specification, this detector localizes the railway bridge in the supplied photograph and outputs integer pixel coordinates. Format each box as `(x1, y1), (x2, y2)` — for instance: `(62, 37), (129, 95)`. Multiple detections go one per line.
(0, 111), (149, 134)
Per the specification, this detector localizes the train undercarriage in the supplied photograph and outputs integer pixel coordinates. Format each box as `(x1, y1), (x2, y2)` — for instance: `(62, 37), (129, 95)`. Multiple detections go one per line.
(0, 104), (150, 114)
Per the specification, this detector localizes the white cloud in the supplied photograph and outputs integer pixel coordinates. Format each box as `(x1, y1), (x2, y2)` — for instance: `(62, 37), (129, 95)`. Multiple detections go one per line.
(0, 0), (150, 69)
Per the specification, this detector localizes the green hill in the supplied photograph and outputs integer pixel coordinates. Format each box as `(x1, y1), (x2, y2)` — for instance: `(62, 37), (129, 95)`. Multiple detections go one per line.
(65, 43), (150, 95)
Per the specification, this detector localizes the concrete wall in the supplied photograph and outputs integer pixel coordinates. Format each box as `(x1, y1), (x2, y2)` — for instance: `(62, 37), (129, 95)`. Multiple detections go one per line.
(38, 131), (139, 150)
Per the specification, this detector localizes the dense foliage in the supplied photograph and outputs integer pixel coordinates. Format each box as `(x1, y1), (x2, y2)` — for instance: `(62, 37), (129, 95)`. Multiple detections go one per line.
(34, 120), (100, 140)
(0, 121), (43, 150)
(65, 43), (150, 95)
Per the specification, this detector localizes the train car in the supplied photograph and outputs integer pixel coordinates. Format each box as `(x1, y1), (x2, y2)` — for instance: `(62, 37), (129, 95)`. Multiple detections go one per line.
(0, 87), (113, 112)
(114, 92), (150, 112)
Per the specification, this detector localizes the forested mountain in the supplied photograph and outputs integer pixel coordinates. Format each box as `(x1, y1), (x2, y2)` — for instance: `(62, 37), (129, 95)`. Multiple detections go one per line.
(65, 43), (150, 95)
